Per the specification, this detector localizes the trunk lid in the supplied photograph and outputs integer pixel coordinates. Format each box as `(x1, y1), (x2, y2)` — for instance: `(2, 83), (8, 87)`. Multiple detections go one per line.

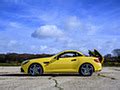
(88, 49), (104, 64)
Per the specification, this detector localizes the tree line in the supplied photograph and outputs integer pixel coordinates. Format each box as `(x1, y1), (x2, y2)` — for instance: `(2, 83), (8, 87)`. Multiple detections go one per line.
(104, 49), (120, 63)
(0, 53), (54, 64)
(0, 49), (120, 65)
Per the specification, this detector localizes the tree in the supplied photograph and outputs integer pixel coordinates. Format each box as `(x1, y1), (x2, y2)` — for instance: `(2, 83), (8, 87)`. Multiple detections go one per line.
(0, 54), (6, 63)
(104, 54), (112, 58)
(112, 49), (120, 57)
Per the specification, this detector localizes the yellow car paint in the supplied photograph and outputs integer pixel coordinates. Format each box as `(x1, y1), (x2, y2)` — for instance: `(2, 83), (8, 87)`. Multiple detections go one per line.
(21, 50), (103, 75)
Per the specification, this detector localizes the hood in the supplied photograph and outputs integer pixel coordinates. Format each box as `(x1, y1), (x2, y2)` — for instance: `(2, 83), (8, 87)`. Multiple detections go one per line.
(30, 57), (52, 62)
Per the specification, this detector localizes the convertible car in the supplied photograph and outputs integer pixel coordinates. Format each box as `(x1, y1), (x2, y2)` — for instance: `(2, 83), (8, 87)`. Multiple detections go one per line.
(21, 49), (104, 76)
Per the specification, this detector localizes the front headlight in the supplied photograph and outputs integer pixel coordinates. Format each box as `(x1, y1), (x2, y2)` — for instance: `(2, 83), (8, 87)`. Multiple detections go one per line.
(21, 60), (29, 65)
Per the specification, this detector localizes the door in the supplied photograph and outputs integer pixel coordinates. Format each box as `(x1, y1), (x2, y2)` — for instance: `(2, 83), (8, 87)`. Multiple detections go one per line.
(45, 52), (80, 73)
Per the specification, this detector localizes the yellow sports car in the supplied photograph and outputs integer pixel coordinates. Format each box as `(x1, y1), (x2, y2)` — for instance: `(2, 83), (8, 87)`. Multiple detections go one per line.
(21, 49), (104, 76)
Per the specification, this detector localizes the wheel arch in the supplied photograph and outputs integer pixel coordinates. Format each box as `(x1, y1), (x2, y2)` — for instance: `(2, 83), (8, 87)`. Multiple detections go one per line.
(79, 62), (95, 73)
(28, 63), (44, 74)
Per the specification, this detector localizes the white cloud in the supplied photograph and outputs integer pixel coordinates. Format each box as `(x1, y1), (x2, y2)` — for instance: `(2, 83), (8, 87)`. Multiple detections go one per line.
(29, 44), (60, 54)
(9, 22), (21, 28)
(44, 47), (60, 54)
(31, 25), (64, 39)
(86, 24), (100, 35)
(40, 45), (48, 50)
(6, 21), (27, 30)
(101, 38), (118, 54)
(30, 45), (37, 50)
(8, 40), (17, 47)
(65, 16), (82, 30)
(39, 45), (60, 54)
(0, 39), (21, 53)
(4, 0), (23, 4)
(64, 16), (99, 36)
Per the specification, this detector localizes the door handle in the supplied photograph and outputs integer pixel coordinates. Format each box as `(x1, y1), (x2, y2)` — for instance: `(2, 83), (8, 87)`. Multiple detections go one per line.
(71, 59), (76, 61)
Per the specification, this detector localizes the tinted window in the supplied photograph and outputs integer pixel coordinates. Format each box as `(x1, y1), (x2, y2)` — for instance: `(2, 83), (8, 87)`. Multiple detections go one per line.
(58, 52), (82, 58)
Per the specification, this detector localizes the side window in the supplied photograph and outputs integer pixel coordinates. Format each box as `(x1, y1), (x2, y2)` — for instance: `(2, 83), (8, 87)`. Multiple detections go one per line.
(58, 52), (82, 58)
(75, 52), (82, 57)
(60, 53), (75, 58)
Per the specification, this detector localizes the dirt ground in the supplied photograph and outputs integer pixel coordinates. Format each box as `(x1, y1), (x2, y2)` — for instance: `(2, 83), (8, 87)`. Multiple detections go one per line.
(0, 66), (120, 90)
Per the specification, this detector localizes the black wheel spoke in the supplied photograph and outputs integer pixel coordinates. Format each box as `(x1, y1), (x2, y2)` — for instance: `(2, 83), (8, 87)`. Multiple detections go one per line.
(80, 63), (93, 76)
(29, 64), (43, 76)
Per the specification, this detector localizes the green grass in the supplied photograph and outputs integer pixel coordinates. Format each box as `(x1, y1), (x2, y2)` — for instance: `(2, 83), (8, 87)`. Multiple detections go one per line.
(0, 63), (21, 66)
(103, 62), (120, 67)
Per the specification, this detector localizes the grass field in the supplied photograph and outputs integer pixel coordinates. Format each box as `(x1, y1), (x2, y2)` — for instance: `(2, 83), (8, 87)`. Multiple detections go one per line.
(0, 63), (21, 66)
(103, 62), (120, 67)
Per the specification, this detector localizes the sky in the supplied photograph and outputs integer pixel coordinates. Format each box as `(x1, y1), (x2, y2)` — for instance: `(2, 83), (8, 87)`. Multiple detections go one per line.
(0, 0), (120, 55)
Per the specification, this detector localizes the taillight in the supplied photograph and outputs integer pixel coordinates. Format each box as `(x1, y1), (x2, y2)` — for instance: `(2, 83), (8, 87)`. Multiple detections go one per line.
(94, 58), (100, 63)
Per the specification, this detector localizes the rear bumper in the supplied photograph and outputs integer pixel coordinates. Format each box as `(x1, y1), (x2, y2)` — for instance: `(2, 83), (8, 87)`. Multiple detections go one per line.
(94, 63), (102, 72)
(95, 68), (102, 72)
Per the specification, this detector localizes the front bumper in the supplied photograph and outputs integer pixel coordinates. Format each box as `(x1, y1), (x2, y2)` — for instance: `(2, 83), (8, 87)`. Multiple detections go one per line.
(21, 68), (24, 72)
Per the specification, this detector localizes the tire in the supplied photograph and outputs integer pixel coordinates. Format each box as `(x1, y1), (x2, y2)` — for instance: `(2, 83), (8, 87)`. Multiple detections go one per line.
(79, 63), (94, 76)
(28, 63), (43, 76)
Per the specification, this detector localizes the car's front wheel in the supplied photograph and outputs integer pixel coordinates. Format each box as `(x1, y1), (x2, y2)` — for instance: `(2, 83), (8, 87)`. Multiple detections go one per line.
(28, 63), (43, 76)
(79, 63), (94, 76)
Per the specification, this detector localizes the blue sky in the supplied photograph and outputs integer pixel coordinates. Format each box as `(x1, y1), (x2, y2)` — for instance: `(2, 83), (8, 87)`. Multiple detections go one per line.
(0, 0), (120, 55)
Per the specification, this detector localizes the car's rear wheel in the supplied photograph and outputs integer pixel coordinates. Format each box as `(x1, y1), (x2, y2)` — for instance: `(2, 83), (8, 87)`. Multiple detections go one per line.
(79, 63), (94, 76)
(28, 63), (43, 76)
